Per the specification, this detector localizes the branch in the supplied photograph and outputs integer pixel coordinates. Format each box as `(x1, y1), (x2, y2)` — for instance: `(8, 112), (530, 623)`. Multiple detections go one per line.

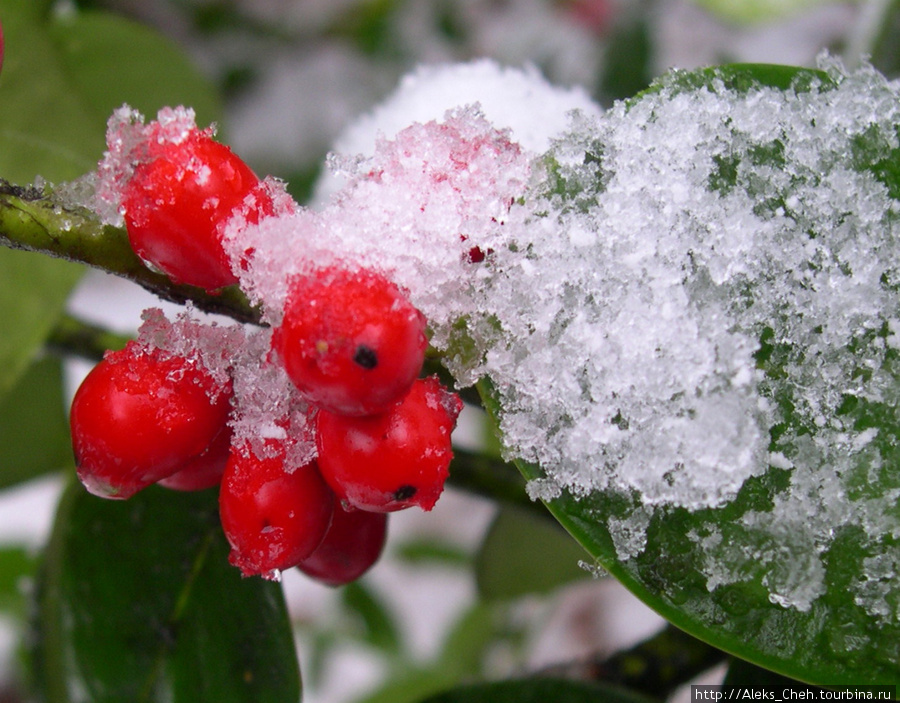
(535, 624), (726, 697)
(45, 313), (132, 362)
(0, 180), (261, 325)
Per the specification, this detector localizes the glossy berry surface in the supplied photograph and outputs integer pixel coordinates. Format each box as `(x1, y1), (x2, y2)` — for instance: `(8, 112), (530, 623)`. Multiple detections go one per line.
(219, 441), (334, 578)
(70, 343), (232, 500)
(316, 377), (463, 512)
(123, 132), (271, 291)
(297, 498), (388, 586)
(273, 267), (428, 416)
(157, 425), (231, 491)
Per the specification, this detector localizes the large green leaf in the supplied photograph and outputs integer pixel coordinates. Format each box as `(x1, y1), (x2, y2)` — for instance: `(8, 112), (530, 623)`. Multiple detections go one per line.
(32, 483), (301, 703)
(419, 677), (657, 703)
(475, 505), (592, 601)
(0, 0), (221, 185)
(0, 248), (83, 400)
(478, 63), (900, 686)
(0, 355), (72, 489)
(0, 0), (222, 396)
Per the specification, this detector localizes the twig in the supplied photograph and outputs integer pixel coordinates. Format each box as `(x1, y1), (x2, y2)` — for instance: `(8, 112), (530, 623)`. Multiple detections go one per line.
(0, 180), (261, 325)
(535, 624), (726, 698)
(45, 313), (132, 362)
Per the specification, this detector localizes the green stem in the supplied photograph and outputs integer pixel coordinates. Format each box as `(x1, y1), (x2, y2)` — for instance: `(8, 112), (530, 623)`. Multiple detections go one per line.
(0, 180), (261, 325)
(45, 313), (132, 362)
(536, 624), (726, 697)
(447, 447), (552, 520)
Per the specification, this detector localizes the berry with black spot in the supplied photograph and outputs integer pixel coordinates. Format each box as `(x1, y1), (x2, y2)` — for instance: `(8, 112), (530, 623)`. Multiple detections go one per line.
(70, 342), (232, 500)
(219, 439), (334, 578)
(273, 267), (428, 416)
(315, 377), (463, 512)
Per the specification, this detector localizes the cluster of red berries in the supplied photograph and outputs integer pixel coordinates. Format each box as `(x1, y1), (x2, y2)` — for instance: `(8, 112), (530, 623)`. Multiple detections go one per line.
(70, 109), (463, 584)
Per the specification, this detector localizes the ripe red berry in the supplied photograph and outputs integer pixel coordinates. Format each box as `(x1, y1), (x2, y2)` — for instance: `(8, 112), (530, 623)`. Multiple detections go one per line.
(297, 497), (388, 586)
(219, 440), (334, 578)
(273, 267), (428, 416)
(316, 377), (463, 512)
(157, 425), (231, 491)
(70, 343), (232, 500)
(122, 131), (272, 291)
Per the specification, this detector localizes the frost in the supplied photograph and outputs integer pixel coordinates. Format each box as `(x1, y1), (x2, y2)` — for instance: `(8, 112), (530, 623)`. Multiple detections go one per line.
(607, 509), (652, 562)
(313, 59), (603, 204)
(136, 306), (243, 403)
(93, 105), (203, 226)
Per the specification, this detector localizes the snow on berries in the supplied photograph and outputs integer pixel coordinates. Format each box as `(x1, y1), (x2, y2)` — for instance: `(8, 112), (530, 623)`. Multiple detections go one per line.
(95, 106), (290, 291)
(77, 101), (491, 582)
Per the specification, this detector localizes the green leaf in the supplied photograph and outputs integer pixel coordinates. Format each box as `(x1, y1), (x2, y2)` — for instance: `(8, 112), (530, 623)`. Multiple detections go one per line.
(475, 505), (592, 601)
(0, 356), (72, 489)
(355, 668), (459, 703)
(0, 248), (83, 400)
(418, 677), (658, 703)
(479, 62), (900, 687)
(436, 602), (505, 679)
(692, 0), (830, 24)
(45, 10), (221, 131)
(0, 0), (221, 185)
(32, 482), (301, 703)
(393, 539), (470, 568)
(340, 580), (403, 655)
(0, 545), (37, 618)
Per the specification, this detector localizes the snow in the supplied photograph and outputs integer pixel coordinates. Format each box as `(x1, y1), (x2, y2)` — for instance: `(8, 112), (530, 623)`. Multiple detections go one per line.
(312, 59), (603, 204)
(90, 57), (900, 618)
(94, 106), (203, 227)
(285, 57), (900, 618)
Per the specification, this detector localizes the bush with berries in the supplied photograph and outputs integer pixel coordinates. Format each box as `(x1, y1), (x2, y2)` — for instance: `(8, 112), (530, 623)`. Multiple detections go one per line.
(6, 2), (900, 702)
(72, 109), (465, 584)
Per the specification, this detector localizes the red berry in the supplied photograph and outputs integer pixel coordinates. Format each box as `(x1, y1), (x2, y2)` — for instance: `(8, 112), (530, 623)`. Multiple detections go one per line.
(219, 440), (334, 578)
(123, 131), (271, 291)
(157, 424), (231, 491)
(273, 267), (428, 416)
(297, 497), (388, 586)
(315, 377), (463, 512)
(70, 343), (232, 500)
